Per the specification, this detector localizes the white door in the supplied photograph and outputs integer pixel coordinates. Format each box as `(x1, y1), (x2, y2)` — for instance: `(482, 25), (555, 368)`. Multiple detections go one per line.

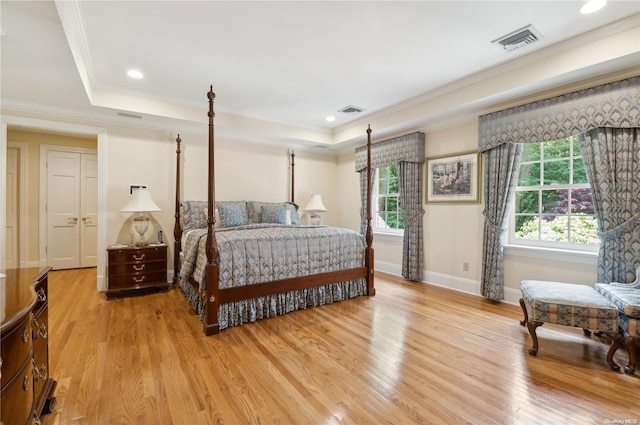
(47, 150), (81, 269)
(5, 147), (19, 268)
(80, 154), (98, 267)
(46, 150), (98, 270)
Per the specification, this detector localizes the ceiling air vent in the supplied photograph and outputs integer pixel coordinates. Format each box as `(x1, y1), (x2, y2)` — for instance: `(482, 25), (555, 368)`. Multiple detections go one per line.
(338, 105), (365, 115)
(117, 111), (143, 120)
(492, 24), (542, 52)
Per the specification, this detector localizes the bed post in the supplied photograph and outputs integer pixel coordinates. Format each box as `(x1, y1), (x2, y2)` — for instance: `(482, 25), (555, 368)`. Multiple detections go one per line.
(204, 86), (221, 335)
(365, 125), (375, 296)
(173, 134), (182, 285)
(290, 150), (295, 203)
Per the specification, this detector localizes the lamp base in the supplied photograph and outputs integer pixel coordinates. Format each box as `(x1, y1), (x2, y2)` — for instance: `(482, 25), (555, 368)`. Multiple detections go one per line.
(309, 214), (321, 225)
(133, 214), (150, 246)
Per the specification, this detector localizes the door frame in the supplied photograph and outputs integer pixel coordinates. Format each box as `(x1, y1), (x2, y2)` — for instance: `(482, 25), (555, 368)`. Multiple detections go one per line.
(7, 141), (29, 267)
(41, 145), (97, 269)
(1, 116), (108, 291)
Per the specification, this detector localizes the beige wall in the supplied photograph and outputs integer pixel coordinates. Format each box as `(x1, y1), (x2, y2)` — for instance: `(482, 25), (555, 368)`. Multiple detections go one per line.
(336, 117), (598, 303)
(3, 74), (625, 299)
(102, 126), (344, 271)
(7, 129), (97, 264)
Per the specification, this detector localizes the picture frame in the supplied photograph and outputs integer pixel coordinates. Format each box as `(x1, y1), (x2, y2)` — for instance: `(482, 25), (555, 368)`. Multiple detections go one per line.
(425, 150), (481, 203)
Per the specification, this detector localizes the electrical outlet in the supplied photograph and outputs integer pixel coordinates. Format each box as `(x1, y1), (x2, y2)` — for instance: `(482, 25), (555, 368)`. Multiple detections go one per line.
(463, 262), (469, 271)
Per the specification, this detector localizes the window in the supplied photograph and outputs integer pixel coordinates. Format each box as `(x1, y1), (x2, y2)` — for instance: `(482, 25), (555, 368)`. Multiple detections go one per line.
(374, 164), (404, 232)
(511, 136), (598, 250)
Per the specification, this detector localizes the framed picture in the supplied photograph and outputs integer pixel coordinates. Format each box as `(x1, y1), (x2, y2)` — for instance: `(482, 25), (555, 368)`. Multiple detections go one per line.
(425, 151), (481, 203)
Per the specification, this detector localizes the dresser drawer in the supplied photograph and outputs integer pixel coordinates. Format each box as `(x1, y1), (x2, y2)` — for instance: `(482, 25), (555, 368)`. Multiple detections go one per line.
(33, 272), (49, 316)
(33, 344), (49, 403)
(32, 308), (49, 360)
(0, 352), (34, 425)
(1, 313), (33, 390)
(109, 247), (166, 264)
(108, 271), (168, 289)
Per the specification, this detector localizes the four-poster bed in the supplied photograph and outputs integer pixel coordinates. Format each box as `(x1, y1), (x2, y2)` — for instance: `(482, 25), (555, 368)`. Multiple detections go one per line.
(174, 86), (375, 335)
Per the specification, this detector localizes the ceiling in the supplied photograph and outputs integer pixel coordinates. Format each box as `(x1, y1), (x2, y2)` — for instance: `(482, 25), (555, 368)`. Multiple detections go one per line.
(1, 1), (639, 150)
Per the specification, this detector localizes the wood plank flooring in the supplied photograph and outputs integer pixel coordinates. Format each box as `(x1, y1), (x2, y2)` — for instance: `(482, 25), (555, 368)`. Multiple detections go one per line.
(42, 268), (639, 425)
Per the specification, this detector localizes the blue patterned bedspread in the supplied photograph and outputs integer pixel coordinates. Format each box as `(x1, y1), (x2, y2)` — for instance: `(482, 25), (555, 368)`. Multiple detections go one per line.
(177, 224), (368, 329)
(179, 224), (365, 293)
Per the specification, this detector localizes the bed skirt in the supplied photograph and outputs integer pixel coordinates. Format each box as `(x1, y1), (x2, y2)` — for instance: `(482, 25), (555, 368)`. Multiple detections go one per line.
(178, 277), (368, 330)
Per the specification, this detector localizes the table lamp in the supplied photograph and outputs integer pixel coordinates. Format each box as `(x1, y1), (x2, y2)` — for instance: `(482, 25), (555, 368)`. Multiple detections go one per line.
(121, 187), (161, 246)
(304, 194), (327, 225)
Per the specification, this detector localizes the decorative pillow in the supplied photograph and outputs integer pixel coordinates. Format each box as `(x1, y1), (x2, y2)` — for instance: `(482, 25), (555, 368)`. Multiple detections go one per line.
(182, 201), (208, 230)
(261, 203), (289, 224)
(285, 202), (300, 225)
(217, 201), (248, 227)
(247, 201), (268, 224)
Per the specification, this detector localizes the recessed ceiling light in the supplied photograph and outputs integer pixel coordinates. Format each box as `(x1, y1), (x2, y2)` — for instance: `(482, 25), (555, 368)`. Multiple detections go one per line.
(580, 0), (606, 14)
(326, 116), (336, 122)
(127, 69), (144, 79)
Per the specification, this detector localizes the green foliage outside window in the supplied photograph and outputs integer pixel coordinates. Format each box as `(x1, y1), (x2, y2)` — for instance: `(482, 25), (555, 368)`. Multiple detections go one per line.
(375, 164), (404, 230)
(514, 136), (598, 246)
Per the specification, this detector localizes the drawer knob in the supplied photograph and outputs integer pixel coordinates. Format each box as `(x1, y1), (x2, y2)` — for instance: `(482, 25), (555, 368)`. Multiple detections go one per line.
(23, 327), (29, 343)
(133, 254), (145, 261)
(133, 264), (145, 271)
(133, 276), (145, 283)
(23, 374), (30, 391)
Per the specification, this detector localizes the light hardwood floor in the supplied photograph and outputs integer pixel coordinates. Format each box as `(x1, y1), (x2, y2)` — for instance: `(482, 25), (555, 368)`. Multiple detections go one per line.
(41, 268), (638, 425)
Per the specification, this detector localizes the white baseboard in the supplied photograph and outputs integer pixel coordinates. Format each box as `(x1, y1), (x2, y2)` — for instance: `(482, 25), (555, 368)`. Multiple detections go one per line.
(375, 260), (520, 306)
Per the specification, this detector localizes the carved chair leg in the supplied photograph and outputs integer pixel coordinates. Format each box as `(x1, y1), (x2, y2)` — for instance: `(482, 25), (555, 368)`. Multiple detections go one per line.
(623, 336), (638, 375)
(519, 298), (529, 326)
(605, 331), (623, 372)
(526, 321), (544, 356)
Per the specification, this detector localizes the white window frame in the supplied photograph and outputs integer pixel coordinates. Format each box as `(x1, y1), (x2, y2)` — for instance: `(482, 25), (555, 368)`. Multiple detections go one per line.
(508, 136), (598, 255)
(373, 164), (404, 236)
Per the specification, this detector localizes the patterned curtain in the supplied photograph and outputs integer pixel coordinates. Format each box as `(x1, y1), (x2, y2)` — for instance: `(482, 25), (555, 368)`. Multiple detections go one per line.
(480, 143), (523, 300)
(478, 76), (640, 150)
(398, 161), (424, 281)
(356, 132), (425, 281)
(578, 127), (640, 284)
(477, 76), (640, 300)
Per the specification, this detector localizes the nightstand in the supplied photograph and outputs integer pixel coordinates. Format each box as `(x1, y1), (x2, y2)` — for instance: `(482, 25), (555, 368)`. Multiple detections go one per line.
(106, 244), (169, 299)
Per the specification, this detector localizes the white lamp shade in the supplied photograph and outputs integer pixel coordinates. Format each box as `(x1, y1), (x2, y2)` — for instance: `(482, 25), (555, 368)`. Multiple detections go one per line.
(304, 194), (327, 213)
(120, 188), (161, 213)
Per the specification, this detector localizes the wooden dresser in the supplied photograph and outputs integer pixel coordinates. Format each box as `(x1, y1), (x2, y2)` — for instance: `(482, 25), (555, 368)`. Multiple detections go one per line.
(1, 267), (56, 425)
(106, 244), (169, 299)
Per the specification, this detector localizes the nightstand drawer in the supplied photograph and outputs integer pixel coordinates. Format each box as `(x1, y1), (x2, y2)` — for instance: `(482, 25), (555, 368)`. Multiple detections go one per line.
(109, 260), (165, 275)
(107, 244), (168, 299)
(108, 271), (167, 289)
(108, 247), (165, 263)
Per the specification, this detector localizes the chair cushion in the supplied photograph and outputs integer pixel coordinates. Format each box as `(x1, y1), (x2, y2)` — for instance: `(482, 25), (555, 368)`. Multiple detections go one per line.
(594, 283), (640, 318)
(521, 280), (618, 332)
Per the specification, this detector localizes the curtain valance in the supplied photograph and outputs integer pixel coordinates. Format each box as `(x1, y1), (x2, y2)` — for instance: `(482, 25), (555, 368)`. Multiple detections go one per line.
(355, 132), (425, 172)
(478, 75), (640, 152)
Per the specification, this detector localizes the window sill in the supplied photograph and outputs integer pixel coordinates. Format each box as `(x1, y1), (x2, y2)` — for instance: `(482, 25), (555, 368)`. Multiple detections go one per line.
(504, 244), (597, 265)
(373, 231), (404, 242)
